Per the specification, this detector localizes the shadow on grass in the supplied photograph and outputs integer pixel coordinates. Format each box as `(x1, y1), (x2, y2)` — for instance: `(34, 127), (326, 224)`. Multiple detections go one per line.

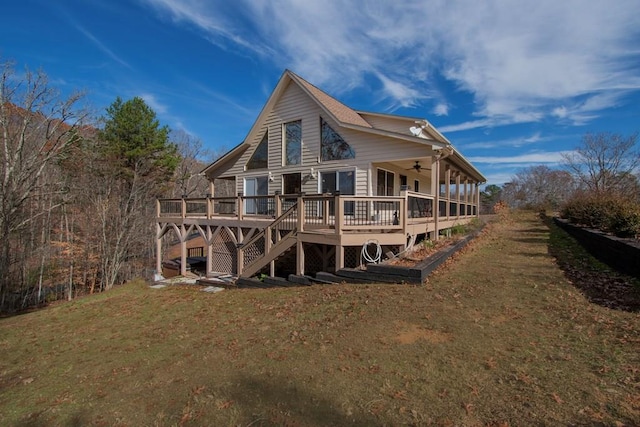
(14, 411), (89, 427)
(510, 236), (549, 245)
(227, 374), (382, 426)
(544, 216), (640, 312)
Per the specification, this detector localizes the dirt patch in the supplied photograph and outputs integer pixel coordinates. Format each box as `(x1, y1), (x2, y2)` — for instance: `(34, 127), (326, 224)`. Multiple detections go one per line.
(394, 321), (450, 344)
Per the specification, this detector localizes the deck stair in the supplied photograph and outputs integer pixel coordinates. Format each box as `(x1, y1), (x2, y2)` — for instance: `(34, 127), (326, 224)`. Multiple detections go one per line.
(239, 202), (299, 278)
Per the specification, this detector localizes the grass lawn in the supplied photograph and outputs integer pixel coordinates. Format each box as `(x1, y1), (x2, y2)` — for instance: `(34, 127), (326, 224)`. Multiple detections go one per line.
(1, 211), (638, 426)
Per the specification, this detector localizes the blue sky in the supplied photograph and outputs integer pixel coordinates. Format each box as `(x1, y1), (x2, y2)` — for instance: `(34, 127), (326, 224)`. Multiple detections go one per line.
(2, 0), (639, 185)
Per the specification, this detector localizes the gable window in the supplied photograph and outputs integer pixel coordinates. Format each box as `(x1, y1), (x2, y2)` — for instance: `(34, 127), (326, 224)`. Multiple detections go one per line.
(320, 118), (355, 161)
(377, 168), (395, 196)
(246, 133), (268, 170)
(284, 120), (302, 165)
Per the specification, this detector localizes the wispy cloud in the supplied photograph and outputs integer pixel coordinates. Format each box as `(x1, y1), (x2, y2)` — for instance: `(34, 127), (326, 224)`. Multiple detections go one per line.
(140, 92), (168, 114)
(433, 103), (449, 116)
(139, 0), (640, 130)
(468, 151), (571, 165)
(75, 25), (132, 70)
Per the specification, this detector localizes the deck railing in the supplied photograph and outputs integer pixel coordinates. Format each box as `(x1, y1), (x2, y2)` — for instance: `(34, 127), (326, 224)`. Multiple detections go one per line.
(157, 191), (477, 232)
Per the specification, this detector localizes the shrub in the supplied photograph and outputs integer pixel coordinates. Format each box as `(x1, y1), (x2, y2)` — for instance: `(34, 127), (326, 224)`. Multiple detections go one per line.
(561, 193), (640, 238)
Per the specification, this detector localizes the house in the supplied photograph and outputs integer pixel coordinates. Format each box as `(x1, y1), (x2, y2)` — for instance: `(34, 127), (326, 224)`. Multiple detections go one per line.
(156, 70), (486, 280)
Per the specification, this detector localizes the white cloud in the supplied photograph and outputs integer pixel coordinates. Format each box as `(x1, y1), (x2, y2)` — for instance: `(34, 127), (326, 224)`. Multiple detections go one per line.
(75, 25), (132, 69)
(140, 93), (168, 115)
(433, 103), (449, 116)
(140, 0), (640, 129)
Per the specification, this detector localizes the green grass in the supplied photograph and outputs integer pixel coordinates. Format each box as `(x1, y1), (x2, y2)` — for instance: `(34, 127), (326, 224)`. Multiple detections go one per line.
(1, 211), (639, 426)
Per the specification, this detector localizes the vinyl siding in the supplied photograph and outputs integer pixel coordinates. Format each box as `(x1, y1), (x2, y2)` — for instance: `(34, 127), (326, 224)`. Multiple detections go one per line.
(359, 113), (420, 136)
(231, 80), (446, 197)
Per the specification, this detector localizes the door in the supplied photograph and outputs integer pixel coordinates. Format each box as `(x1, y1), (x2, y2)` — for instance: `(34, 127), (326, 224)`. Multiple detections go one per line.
(244, 176), (268, 214)
(320, 170), (355, 216)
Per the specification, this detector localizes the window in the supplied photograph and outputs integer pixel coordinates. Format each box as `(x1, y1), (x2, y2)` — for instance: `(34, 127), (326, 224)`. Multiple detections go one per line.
(320, 118), (355, 161)
(414, 180), (420, 193)
(284, 120), (302, 165)
(283, 173), (301, 195)
(377, 169), (395, 196)
(246, 133), (268, 170)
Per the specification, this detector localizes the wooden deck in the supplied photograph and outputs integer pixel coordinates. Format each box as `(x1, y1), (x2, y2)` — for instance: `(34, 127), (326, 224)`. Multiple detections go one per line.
(156, 191), (479, 278)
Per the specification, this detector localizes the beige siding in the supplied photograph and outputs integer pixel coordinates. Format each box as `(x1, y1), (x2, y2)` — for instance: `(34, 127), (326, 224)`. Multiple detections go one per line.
(359, 113), (417, 136)
(230, 79), (441, 198)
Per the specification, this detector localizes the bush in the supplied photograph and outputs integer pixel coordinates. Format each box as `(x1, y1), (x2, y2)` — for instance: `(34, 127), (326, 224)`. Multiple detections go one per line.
(561, 193), (640, 238)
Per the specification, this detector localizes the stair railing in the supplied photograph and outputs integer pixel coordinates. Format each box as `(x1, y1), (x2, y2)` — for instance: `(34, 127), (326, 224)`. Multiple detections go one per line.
(238, 201), (299, 275)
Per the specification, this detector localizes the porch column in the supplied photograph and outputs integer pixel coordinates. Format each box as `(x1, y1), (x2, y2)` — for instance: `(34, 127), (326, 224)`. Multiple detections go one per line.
(456, 173), (461, 219)
(465, 178), (469, 216)
(476, 183), (481, 217)
(432, 156), (440, 240)
(445, 166), (451, 218)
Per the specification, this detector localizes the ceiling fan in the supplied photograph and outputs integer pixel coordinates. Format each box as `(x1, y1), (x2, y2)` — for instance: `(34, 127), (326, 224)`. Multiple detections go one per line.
(407, 160), (423, 173)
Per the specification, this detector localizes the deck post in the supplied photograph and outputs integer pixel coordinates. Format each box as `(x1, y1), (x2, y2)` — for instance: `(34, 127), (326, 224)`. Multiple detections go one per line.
(156, 223), (162, 276)
(237, 246), (244, 276)
(296, 238), (304, 275)
(275, 193), (282, 218)
(180, 225), (187, 276)
(206, 226), (213, 276)
(181, 198), (186, 218)
(297, 195), (305, 232)
(335, 245), (344, 270)
(334, 194), (343, 235)
(237, 194), (244, 221)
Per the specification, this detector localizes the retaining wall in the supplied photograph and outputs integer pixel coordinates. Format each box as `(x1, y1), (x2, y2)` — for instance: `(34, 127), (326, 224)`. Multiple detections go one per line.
(553, 218), (640, 279)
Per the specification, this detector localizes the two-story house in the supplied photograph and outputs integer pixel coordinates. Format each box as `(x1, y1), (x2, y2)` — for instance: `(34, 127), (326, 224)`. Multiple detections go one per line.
(156, 70), (486, 281)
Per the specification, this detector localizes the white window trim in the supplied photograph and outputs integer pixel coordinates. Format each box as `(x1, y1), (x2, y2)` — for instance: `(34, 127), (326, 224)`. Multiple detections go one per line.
(317, 167), (357, 195)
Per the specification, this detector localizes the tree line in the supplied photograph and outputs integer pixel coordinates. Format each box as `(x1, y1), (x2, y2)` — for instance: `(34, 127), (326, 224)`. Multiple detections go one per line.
(481, 132), (640, 214)
(0, 60), (214, 313)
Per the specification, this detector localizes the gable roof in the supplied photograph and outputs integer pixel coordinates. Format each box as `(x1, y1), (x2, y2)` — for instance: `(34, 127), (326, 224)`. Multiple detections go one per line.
(202, 70), (485, 182)
(288, 72), (372, 129)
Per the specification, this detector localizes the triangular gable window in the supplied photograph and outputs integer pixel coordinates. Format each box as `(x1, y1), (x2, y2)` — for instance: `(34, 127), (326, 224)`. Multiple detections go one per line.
(321, 118), (355, 161)
(246, 133), (268, 170)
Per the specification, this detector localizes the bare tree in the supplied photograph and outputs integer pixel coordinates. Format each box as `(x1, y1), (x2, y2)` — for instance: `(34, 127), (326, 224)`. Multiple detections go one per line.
(562, 132), (640, 194)
(0, 60), (88, 307)
(171, 129), (211, 198)
(502, 165), (576, 210)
